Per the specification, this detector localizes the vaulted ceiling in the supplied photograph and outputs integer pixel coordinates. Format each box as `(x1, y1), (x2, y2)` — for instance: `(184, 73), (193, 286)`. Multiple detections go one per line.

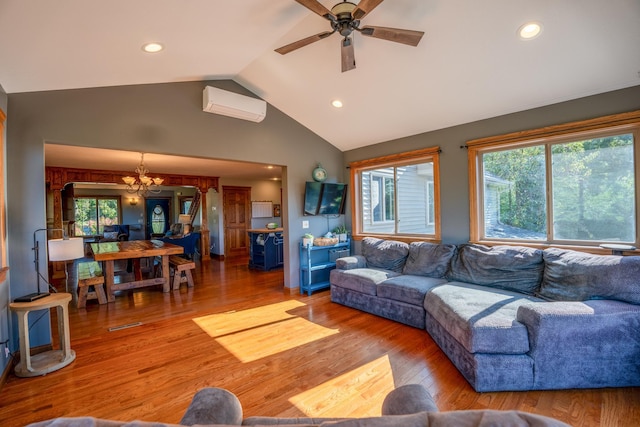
(1, 0), (639, 153)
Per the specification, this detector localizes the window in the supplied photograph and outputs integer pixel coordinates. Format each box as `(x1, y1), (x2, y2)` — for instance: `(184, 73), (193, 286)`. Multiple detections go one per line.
(74, 197), (121, 236)
(370, 173), (395, 223)
(151, 204), (166, 234)
(351, 147), (440, 241)
(468, 110), (640, 247)
(179, 196), (193, 215)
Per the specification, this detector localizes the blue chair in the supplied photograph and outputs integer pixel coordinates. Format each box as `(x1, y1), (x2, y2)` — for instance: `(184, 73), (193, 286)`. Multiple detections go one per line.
(161, 232), (201, 260)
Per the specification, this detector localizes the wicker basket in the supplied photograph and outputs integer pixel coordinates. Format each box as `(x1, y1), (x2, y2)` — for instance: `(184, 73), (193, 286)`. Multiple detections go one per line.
(313, 237), (338, 246)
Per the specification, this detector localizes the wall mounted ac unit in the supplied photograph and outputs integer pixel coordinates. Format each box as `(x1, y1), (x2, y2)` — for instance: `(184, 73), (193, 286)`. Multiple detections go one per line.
(202, 86), (267, 123)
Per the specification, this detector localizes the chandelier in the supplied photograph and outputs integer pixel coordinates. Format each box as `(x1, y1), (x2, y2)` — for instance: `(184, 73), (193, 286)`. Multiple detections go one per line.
(122, 153), (164, 196)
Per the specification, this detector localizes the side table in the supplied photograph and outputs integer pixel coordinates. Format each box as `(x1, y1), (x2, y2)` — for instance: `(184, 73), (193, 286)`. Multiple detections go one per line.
(10, 292), (76, 377)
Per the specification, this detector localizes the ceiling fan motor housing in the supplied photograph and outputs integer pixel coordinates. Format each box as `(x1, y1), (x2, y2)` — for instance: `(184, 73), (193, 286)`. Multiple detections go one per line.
(330, 2), (360, 36)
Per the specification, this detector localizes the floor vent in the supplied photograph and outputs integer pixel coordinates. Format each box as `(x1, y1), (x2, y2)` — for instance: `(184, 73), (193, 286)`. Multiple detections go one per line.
(108, 322), (142, 332)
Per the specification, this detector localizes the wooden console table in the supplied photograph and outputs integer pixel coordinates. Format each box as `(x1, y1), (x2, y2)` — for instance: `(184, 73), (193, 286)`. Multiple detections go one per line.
(10, 293), (75, 377)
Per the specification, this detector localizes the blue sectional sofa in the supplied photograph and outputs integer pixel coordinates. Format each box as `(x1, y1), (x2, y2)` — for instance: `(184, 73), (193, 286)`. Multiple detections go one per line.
(330, 237), (640, 392)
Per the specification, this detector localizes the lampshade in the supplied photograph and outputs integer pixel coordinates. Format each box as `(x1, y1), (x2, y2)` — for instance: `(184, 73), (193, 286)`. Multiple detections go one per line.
(48, 237), (84, 261)
(178, 214), (191, 224)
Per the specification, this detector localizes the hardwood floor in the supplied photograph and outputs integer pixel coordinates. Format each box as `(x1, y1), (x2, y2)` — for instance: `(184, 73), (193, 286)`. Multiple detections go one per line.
(1, 256), (639, 426)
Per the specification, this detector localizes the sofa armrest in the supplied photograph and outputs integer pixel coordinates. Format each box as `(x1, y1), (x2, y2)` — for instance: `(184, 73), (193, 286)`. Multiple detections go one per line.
(381, 384), (438, 415)
(516, 300), (640, 368)
(180, 387), (243, 426)
(335, 255), (366, 270)
(517, 300), (640, 330)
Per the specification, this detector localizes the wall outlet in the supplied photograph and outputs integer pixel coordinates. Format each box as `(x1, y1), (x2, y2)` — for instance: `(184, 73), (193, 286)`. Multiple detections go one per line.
(302, 220), (309, 229)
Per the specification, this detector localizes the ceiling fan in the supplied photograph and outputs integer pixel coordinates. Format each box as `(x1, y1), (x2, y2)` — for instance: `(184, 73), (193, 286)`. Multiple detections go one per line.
(275, 0), (424, 72)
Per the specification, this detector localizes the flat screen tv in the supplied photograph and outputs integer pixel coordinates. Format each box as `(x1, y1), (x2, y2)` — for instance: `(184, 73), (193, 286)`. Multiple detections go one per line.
(303, 182), (347, 216)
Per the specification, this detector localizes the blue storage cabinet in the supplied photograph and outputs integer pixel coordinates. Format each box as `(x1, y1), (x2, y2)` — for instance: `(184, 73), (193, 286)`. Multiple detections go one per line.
(248, 229), (284, 270)
(299, 240), (350, 295)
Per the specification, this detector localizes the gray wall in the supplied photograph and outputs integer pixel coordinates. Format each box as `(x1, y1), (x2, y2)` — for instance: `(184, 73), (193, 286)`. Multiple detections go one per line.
(345, 85), (640, 248)
(5, 80), (343, 349)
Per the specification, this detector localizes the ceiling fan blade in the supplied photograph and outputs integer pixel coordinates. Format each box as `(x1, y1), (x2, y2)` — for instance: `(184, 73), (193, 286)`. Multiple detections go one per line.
(352, 0), (385, 20)
(359, 26), (424, 46)
(341, 37), (356, 72)
(275, 31), (335, 55)
(295, 0), (336, 20)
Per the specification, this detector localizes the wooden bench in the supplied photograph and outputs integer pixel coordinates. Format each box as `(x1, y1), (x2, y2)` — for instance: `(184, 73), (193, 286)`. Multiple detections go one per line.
(169, 255), (195, 290)
(77, 261), (107, 308)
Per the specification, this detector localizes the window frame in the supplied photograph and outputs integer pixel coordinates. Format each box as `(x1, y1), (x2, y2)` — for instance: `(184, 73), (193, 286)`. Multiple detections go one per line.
(179, 196), (193, 215)
(369, 172), (395, 224)
(0, 109), (6, 275)
(468, 110), (640, 251)
(73, 195), (122, 237)
(350, 146), (441, 243)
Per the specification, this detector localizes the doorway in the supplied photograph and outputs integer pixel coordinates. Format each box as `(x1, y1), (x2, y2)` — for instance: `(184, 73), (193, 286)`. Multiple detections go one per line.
(223, 186), (251, 257)
(146, 198), (171, 239)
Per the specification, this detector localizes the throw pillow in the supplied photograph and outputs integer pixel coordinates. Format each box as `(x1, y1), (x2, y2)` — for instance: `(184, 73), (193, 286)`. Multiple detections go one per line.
(538, 247), (640, 304)
(402, 242), (456, 278)
(447, 244), (544, 295)
(361, 237), (409, 273)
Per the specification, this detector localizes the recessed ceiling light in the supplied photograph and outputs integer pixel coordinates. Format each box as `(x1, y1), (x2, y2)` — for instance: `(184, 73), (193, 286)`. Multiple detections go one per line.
(332, 100), (343, 108)
(518, 22), (542, 40)
(142, 42), (164, 53)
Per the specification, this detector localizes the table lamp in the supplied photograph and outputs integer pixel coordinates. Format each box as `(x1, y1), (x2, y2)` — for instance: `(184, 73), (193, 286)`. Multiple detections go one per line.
(178, 214), (191, 234)
(15, 228), (84, 302)
(48, 236), (85, 293)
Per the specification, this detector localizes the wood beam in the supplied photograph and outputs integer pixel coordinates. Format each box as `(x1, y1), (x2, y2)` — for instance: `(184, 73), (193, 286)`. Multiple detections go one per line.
(45, 166), (219, 192)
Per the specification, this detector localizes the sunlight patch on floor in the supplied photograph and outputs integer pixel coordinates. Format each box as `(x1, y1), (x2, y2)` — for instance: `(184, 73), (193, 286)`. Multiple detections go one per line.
(192, 300), (339, 362)
(289, 355), (395, 418)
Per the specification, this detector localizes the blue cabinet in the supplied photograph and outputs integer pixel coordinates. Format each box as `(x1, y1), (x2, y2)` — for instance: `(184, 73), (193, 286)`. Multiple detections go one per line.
(248, 230), (284, 270)
(299, 240), (350, 295)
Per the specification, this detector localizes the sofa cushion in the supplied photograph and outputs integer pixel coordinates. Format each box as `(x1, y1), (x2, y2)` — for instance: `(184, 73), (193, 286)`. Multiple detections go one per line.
(425, 282), (543, 354)
(377, 275), (448, 306)
(362, 237), (410, 273)
(327, 411), (569, 427)
(537, 247), (640, 304)
(447, 244), (544, 295)
(402, 242), (456, 278)
(26, 411), (571, 427)
(330, 268), (401, 295)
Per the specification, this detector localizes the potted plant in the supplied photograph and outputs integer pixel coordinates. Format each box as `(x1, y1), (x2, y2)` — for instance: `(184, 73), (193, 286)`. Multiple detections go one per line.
(302, 233), (314, 247)
(333, 225), (348, 242)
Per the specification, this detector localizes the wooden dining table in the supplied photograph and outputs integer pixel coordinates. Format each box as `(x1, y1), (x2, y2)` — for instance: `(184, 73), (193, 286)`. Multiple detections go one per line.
(90, 239), (184, 302)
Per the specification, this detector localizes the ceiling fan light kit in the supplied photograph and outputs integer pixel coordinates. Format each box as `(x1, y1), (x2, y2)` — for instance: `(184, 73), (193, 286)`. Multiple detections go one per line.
(276, 0), (424, 72)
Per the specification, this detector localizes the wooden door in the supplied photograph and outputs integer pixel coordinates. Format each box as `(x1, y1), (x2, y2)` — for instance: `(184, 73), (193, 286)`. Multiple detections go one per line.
(223, 186), (251, 257)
